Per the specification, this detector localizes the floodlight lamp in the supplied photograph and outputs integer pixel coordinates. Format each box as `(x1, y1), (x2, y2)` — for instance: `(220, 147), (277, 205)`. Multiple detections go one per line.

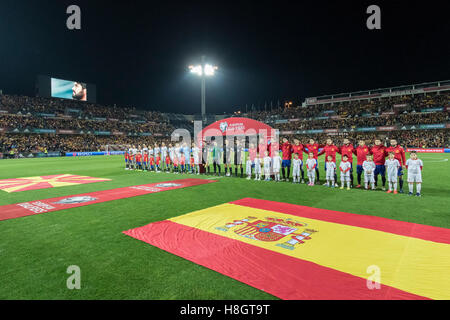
(204, 64), (218, 76)
(189, 65), (203, 76)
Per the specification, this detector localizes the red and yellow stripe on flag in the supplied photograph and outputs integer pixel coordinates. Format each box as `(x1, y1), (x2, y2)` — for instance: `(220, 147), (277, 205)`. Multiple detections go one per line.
(124, 198), (450, 300)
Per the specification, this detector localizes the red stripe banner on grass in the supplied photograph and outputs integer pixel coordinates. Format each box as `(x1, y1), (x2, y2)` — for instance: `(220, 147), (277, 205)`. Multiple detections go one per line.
(124, 198), (450, 300)
(0, 179), (216, 222)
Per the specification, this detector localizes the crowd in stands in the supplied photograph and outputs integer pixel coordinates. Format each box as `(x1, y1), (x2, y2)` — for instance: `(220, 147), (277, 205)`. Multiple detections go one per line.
(246, 92), (449, 122)
(0, 115), (173, 133)
(274, 111), (448, 131)
(0, 134), (173, 155)
(0, 91), (449, 156)
(0, 94), (167, 122)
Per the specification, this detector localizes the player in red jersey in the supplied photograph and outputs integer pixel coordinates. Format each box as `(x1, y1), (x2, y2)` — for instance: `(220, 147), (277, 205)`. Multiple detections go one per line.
(155, 154), (161, 172)
(370, 138), (388, 190)
(353, 140), (370, 188)
(149, 156), (155, 171)
(280, 138), (293, 181)
(135, 152), (143, 171)
(258, 140), (267, 158)
(165, 155), (171, 172)
(338, 138), (355, 187)
(180, 152), (186, 174)
(124, 150), (129, 170)
(304, 138), (323, 183)
(318, 138), (339, 185)
(143, 151), (149, 171)
(190, 154), (195, 174)
(385, 139), (406, 193)
(292, 139), (306, 183)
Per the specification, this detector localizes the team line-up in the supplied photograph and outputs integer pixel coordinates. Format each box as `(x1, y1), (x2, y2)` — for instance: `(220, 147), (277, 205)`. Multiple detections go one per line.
(124, 137), (424, 196)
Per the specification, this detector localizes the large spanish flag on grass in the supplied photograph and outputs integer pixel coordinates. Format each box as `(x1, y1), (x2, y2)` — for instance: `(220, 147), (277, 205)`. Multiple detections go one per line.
(123, 198), (450, 300)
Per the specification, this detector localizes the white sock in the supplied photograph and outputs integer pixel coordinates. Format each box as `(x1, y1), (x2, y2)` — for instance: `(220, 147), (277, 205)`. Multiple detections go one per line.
(409, 184), (413, 193)
(347, 181), (350, 188)
(417, 184), (421, 193)
(393, 182), (397, 191)
(327, 180), (330, 186)
(371, 182), (375, 189)
(365, 182), (368, 189)
(389, 182), (392, 191)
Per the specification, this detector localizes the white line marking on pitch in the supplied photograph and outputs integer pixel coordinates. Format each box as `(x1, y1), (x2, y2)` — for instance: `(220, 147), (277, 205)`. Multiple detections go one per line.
(425, 158), (449, 163)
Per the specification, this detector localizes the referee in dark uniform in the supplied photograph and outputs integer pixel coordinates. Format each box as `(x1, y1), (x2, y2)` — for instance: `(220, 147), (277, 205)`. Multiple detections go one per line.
(234, 139), (245, 178)
(223, 139), (232, 176)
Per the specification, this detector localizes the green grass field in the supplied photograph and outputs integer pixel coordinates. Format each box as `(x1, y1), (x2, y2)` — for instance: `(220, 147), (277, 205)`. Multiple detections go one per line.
(0, 153), (449, 299)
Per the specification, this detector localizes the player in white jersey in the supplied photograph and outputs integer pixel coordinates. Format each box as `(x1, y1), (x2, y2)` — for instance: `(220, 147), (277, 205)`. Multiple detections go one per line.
(154, 143), (160, 161)
(406, 151), (423, 196)
(128, 145), (134, 170)
(263, 151), (272, 181)
(292, 153), (302, 183)
(192, 143), (201, 175)
(339, 155), (352, 190)
(362, 154), (376, 190)
(148, 145), (154, 159)
(175, 143), (182, 159)
(254, 153), (262, 180)
(272, 152), (282, 182)
(385, 152), (401, 194)
(142, 144), (149, 156)
(160, 142), (168, 171)
(167, 144), (174, 172)
(131, 145), (138, 170)
(325, 155), (336, 187)
(305, 152), (317, 186)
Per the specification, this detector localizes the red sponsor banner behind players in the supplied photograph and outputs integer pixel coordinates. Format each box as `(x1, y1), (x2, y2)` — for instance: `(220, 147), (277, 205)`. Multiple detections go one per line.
(406, 148), (444, 153)
(199, 117), (275, 138)
(0, 179), (216, 222)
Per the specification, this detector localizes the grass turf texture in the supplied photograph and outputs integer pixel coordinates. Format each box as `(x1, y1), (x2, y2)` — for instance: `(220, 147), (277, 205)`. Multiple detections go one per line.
(0, 153), (449, 299)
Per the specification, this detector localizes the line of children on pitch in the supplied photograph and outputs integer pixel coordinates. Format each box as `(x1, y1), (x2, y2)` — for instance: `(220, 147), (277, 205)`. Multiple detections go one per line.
(245, 150), (423, 196)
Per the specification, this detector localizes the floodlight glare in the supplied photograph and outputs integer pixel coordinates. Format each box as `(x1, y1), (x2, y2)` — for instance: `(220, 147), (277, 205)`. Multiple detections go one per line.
(188, 56), (219, 123)
(204, 64), (218, 76)
(189, 65), (203, 76)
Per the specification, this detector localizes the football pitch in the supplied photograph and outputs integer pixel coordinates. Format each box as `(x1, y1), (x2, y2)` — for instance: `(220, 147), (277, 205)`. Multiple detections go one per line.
(0, 153), (449, 300)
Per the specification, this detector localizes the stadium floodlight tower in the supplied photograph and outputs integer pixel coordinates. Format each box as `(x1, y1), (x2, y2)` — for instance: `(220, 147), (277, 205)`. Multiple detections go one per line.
(188, 55), (218, 124)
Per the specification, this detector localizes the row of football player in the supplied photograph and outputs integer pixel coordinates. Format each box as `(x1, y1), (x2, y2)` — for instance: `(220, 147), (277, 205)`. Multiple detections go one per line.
(124, 149), (423, 196)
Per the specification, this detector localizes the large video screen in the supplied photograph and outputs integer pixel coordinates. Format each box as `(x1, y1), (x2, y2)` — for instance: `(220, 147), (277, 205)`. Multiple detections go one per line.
(51, 78), (88, 101)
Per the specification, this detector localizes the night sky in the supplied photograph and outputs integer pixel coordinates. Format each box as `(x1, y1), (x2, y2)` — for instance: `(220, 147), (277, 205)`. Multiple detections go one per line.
(0, 0), (448, 114)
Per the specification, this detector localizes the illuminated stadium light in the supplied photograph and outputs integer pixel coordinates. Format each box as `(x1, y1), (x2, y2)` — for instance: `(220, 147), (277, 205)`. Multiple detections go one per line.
(188, 64), (218, 77)
(204, 64), (218, 76)
(189, 65), (203, 76)
(188, 56), (219, 123)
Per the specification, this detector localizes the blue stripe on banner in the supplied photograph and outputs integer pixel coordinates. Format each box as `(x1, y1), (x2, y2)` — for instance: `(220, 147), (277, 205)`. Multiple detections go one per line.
(66, 151), (125, 157)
